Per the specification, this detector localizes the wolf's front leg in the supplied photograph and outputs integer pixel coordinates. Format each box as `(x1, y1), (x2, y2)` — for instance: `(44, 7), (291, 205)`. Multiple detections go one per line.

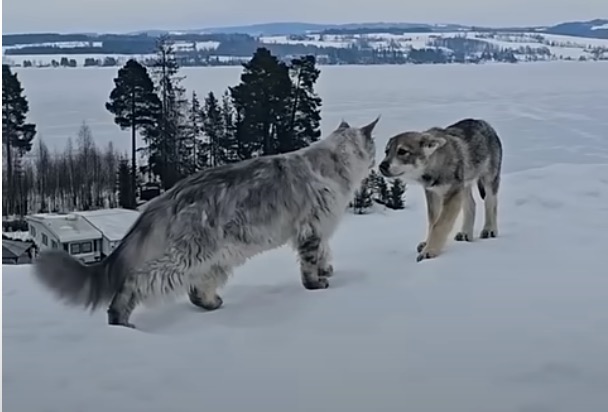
(417, 189), (441, 253)
(417, 189), (463, 262)
(297, 236), (330, 290)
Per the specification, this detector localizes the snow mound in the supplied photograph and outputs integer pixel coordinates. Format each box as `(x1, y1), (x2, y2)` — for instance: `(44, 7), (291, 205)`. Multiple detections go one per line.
(3, 163), (608, 412)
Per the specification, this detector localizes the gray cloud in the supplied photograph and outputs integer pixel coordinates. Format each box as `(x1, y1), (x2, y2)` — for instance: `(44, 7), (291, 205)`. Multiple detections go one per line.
(4, 0), (608, 34)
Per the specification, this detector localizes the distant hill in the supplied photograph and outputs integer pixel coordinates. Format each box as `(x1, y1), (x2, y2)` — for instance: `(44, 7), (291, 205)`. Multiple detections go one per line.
(132, 22), (469, 37)
(197, 22), (336, 36)
(4, 19), (608, 53)
(542, 19), (608, 39)
(124, 19), (608, 39)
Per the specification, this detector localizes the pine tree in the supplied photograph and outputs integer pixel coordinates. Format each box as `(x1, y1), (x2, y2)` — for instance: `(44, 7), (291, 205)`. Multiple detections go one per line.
(117, 157), (134, 209)
(286, 55), (322, 152)
(362, 170), (390, 205)
(2, 64), (37, 216)
(387, 178), (406, 210)
(34, 138), (51, 212)
(376, 175), (391, 205)
(106, 59), (161, 206)
(352, 179), (373, 214)
(218, 90), (240, 163)
(229, 47), (293, 158)
(183, 91), (204, 173)
(201, 91), (224, 168)
(147, 35), (189, 189)
(365, 170), (381, 194)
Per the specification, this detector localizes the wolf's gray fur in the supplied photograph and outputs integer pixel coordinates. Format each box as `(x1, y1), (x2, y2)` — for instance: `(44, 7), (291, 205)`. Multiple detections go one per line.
(32, 117), (380, 328)
(379, 118), (502, 262)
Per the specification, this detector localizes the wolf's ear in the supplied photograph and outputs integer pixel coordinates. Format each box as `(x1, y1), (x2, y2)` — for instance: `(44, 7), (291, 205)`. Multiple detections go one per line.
(337, 119), (350, 130)
(361, 115), (381, 139)
(420, 133), (446, 154)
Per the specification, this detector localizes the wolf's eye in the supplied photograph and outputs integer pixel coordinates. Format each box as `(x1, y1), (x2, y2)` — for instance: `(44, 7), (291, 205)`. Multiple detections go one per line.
(397, 148), (408, 156)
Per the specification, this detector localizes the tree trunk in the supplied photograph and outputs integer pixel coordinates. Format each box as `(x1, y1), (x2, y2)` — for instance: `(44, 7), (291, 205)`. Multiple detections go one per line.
(5, 135), (14, 216)
(289, 68), (302, 134)
(131, 90), (137, 208)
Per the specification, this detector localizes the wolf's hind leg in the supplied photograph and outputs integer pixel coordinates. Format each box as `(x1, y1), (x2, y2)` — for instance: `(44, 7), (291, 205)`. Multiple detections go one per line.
(479, 174), (499, 239)
(297, 235), (329, 290)
(188, 265), (230, 311)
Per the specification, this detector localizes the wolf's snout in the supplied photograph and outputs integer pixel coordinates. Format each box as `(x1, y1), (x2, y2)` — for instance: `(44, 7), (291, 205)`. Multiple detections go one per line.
(379, 161), (390, 176)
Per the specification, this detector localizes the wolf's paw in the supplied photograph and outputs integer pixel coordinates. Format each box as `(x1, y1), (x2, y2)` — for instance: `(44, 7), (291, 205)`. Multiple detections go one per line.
(416, 241), (427, 253)
(189, 292), (223, 311)
(416, 247), (439, 262)
(302, 277), (329, 290)
(480, 228), (497, 239)
(319, 264), (334, 278)
(454, 232), (473, 242)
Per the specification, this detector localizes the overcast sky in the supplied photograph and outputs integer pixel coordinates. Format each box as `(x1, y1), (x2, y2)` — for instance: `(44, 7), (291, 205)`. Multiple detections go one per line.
(3, 0), (607, 34)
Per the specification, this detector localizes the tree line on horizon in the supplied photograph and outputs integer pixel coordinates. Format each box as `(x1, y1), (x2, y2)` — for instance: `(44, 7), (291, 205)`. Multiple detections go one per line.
(2, 36), (405, 220)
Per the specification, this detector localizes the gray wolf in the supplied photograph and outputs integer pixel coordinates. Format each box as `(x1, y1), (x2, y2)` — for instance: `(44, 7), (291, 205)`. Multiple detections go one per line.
(32, 117), (380, 329)
(378, 118), (502, 262)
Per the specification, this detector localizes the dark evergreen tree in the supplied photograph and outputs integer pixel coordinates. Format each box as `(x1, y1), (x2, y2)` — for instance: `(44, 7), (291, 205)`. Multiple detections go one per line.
(201, 91), (224, 168)
(362, 170), (390, 205)
(365, 170), (381, 193)
(182, 91), (204, 173)
(375, 174), (391, 205)
(229, 47), (293, 157)
(218, 90), (240, 163)
(286, 55), (322, 152)
(387, 178), (406, 210)
(106, 58), (161, 206)
(34, 138), (51, 212)
(2, 64), (36, 216)
(117, 157), (134, 209)
(352, 179), (373, 214)
(147, 35), (188, 189)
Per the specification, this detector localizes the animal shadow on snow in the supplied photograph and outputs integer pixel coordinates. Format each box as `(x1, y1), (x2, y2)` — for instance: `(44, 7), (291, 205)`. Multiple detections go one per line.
(134, 269), (368, 334)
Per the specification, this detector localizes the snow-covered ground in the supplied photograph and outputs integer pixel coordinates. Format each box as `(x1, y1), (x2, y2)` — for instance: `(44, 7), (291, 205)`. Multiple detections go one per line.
(4, 62), (608, 410)
(4, 160), (608, 411)
(2, 231), (32, 242)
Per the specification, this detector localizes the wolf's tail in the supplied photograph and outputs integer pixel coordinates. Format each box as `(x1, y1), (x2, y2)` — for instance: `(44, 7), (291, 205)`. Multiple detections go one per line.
(32, 250), (125, 311)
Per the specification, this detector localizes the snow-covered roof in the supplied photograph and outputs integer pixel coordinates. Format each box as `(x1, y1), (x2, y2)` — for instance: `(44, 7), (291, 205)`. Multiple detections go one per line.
(26, 213), (102, 243)
(2, 239), (34, 258)
(74, 209), (140, 242)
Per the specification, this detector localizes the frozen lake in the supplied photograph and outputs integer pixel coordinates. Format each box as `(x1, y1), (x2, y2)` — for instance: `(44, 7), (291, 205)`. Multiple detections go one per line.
(12, 61), (608, 173)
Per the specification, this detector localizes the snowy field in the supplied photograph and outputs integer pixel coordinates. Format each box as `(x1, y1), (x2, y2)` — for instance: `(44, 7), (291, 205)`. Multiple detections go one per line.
(3, 61), (608, 411)
(4, 162), (608, 412)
